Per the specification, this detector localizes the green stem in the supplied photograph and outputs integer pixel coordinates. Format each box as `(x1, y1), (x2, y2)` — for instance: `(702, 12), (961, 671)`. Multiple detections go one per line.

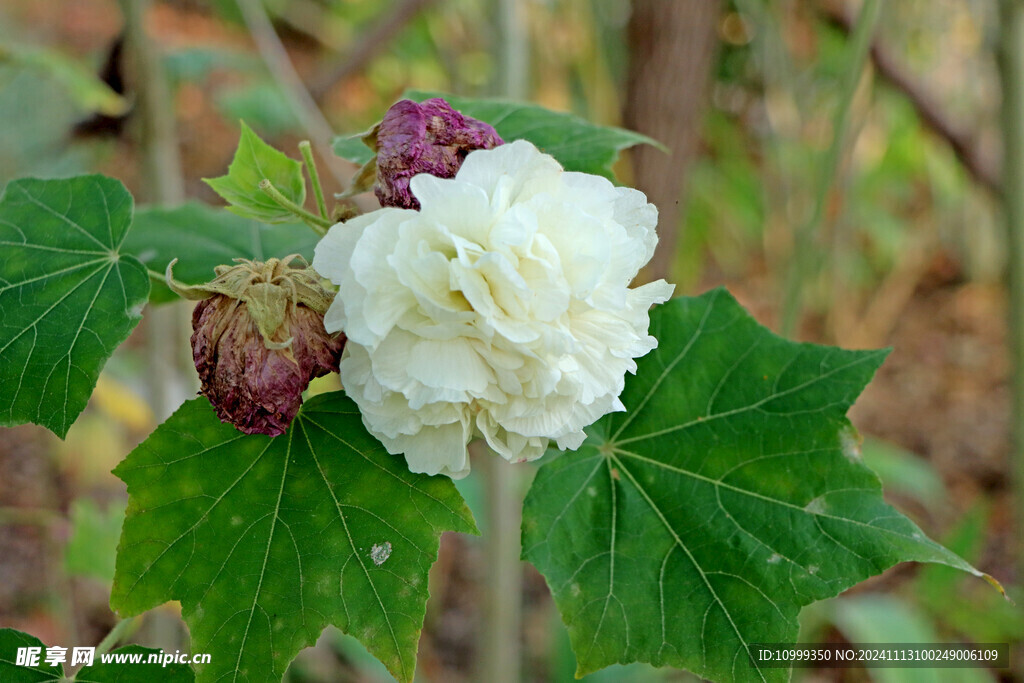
(476, 3), (529, 680)
(258, 179), (330, 235)
(235, 0), (349, 187)
(478, 449), (523, 683)
(999, 0), (1024, 591)
(299, 140), (329, 220)
(119, 0), (186, 428)
(779, 0), (881, 338)
(95, 617), (138, 657)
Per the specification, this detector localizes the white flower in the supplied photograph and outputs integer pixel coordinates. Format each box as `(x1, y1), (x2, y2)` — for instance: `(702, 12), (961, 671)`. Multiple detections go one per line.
(313, 140), (674, 478)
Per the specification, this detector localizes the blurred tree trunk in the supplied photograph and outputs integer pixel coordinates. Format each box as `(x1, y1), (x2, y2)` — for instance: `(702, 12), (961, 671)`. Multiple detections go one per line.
(998, 0), (1024, 585)
(624, 0), (722, 284)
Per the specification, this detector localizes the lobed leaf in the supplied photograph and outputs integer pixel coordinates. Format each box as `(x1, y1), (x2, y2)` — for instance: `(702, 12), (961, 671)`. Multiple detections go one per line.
(111, 392), (477, 683)
(76, 645), (195, 683)
(0, 175), (149, 438)
(522, 289), (989, 682)
(0, 628), (192, 682)
(0, 629), (58, 682)
(204, 122), (306, 223)
(123, 202), (319, 303)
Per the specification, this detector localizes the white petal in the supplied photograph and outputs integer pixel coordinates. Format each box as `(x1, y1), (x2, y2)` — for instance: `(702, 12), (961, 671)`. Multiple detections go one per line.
(457, 140), (562, 203)
(388, 420), (472, 479)
(330, 133), (670, 480)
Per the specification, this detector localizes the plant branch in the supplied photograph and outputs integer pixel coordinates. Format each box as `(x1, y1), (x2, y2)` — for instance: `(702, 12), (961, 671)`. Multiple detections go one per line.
(998, 0), (1024, 587)
(235, 0), (350, 188)
(478, 448), (523, 683)
(780, 0), (881, 337)
(299, 140), (328, 219)
(308, 0), (439, 102)
(259, 180), (330, 234)
(821, 1), (1000, 195)
(94, 617), (138, 658)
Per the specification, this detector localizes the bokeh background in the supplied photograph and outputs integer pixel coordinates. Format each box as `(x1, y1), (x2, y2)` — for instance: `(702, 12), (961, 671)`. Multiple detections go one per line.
(0, 0), (1021, 680)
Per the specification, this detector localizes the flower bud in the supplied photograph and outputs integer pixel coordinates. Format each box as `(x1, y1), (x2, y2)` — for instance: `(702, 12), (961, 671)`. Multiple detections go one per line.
(373, 98), (503, 209)
(168, 257), (345, 436)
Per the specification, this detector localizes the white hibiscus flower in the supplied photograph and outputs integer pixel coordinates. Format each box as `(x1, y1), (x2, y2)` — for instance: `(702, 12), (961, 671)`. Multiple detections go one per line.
(313, 140), (674, 478)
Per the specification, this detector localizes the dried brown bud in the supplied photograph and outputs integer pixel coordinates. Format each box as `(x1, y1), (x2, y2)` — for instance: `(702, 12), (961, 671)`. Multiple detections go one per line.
(375, 98), (503, 209)
(169, 256), (345, 436)
(338, 98), (504, 209)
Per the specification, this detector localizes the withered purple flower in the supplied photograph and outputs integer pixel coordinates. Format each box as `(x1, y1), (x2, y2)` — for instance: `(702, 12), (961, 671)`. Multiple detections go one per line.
(354, 98), (503, 209)
(168, 256), (345, 437)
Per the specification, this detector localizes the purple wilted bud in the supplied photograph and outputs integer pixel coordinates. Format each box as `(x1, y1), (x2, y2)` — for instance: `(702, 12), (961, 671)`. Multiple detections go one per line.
(374, 98), (503, 209)
(168, 256), (345, 437)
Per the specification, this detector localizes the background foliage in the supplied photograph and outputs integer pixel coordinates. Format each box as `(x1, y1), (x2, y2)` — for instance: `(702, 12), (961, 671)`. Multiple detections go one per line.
(0, 0), (1018, 681)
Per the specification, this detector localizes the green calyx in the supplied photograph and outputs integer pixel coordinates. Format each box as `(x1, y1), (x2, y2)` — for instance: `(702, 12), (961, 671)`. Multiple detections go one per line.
(166, 255), (334, 349)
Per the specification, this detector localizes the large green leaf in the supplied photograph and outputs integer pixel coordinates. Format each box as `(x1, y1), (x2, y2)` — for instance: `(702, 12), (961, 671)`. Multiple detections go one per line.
(0, 44), (129, 116)
(123, 202), (320, 303)
(76, 645), (195, 683)
(0, 175), (149, 438)
(0, 628), (193, 682)
(204, 121), (306, 223)
(111, 392), (477, 683)
(522, 289), (989, 682)
(333, 90), (661, 181)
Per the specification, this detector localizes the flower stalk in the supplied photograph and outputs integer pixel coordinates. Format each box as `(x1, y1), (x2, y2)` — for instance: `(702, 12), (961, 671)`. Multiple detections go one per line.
(298, 140), (329, 220)
(258, 179), (330, 234)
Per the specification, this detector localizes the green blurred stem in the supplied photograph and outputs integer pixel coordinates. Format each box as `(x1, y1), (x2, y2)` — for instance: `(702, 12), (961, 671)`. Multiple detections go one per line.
(497, 0), (528, 101)
(779, 0), (881, 338)
(119, 0), (186, 424)
(235, 0), (349, 187)
(299, 141), (329, 220)
(999, 0), (1024, 581)
(93, 617), (138, 657)
(479, 449), (523, 683)
(258, 179), (330, 234)
(119, 0), (188, 655)
(477, 4), (529, 682)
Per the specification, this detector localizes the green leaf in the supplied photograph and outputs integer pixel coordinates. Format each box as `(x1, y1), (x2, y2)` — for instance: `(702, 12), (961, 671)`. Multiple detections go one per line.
(332, 91), (662, 181)
(0, 45), (129, 116)
(76, 645), (195, 682)
(65, 499), (126, 583)
(860, 437), (945, 507)
(111, 392), (477, 683)
(332, 132), (376, 167)
(0, 630), (192, 682)
(0, 175), (150, 438)
(830, 596), (993, 683)
(204, 121), (306, 223)
(522, 289), (990, 682)
(122, 202), (320, 304)
(0, 628), (62, 682)
(216, 83), (301, 137)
